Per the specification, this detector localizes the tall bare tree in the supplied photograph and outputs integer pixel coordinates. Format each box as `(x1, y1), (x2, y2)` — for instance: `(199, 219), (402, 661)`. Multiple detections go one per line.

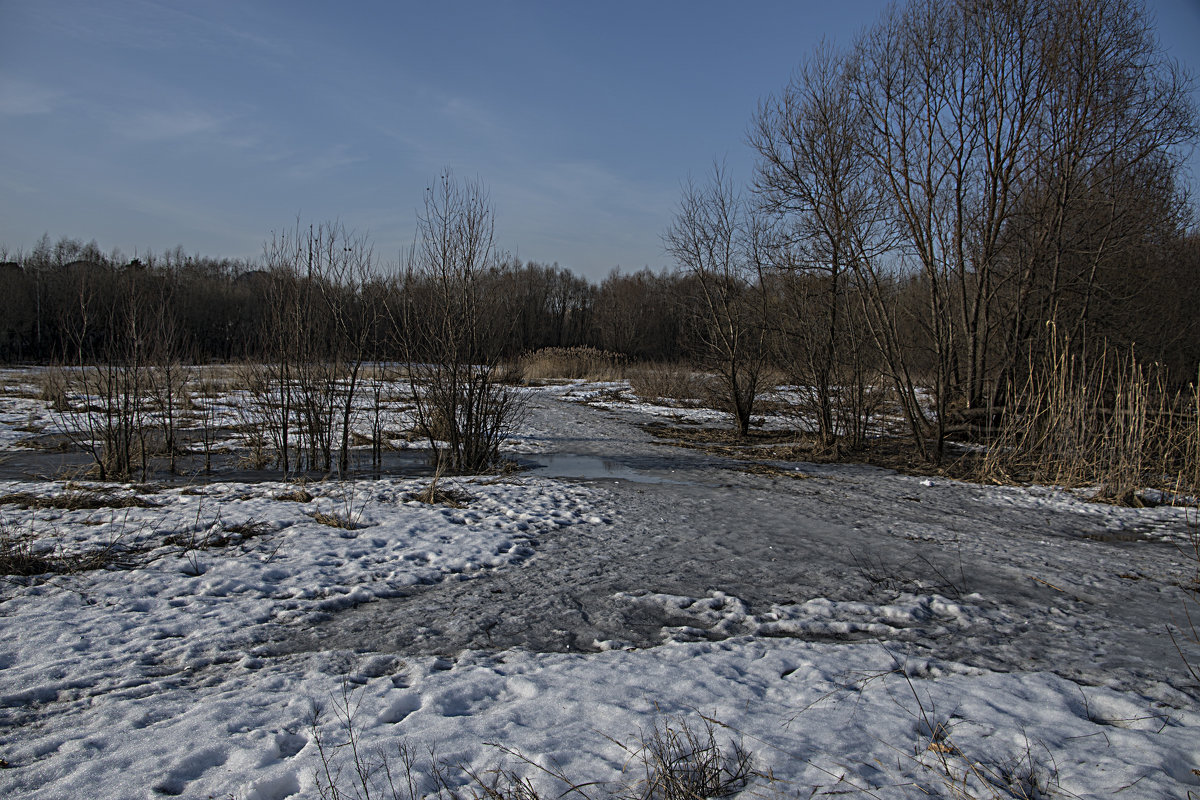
(751, 44), (895, 448)
(665, 164), (770, 436)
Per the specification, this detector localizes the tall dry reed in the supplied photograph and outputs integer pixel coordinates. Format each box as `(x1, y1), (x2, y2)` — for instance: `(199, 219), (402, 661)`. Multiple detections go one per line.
(980, 336), (1200, 503)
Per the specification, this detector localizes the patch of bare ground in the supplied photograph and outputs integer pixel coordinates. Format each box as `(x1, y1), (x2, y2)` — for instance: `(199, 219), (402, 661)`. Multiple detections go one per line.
(639, 422), (992, 482)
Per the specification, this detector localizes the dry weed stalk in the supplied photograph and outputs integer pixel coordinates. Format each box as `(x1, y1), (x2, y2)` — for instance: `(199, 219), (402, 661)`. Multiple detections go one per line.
(311, 483), (363, 530)
(980, 336), (1200, 503)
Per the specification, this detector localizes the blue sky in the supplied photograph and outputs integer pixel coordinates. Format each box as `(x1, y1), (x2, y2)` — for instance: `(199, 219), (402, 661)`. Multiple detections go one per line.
(2, 0), (1199, 280)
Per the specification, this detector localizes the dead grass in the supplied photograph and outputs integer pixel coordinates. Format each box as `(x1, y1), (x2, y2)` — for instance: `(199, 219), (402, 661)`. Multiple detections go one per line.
(906, 687), (1062, 800)
(639, 421), (1089, 485)
(38, 367), (72, 412)
(190, 364), (246, 397)
(738, 463), (814, 480)
(977, 340), (1200, 504)
(0, 490), (157, 511)
(163, 520), (273, 550)
(628, 365), (706, 405)
(14, 434), (74, 452)
(0, 527), (60, 577)
(273, 488), (314, 503)
(518, 347), (628, 382)
(613, 716), (754, 800)
(403, 461), (471, 508)
(404, 486), (471, 508)
(0, 518), (141, 579)
(312, 510), (361, 530)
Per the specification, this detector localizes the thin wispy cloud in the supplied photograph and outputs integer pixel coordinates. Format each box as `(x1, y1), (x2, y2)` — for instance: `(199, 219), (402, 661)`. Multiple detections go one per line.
(437, 96), (501, 131)
(284, 145), (368, 182)
(26, 0), (290, 62)
(0, 78), (63, 116)
(122, 108), (227, 142)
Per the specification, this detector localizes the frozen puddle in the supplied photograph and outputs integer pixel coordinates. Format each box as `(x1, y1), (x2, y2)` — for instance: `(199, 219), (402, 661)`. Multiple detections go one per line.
(529, 453), (692, 484)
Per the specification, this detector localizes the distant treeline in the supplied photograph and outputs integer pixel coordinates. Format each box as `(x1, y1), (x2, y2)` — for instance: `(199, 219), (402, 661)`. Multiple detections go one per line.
(0, 223), (1198, 383)
(0, 233), (700, 365)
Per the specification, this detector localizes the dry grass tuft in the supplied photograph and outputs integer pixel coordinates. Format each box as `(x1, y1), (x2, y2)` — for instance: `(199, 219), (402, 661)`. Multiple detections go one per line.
(628, 365), (707, 405)
(0, 518), (139, 579)
(518, 347), (628, 382)
(38, 368), (72, 412)
(739, 463), (813, 480)
(0, 527), (59, 577)
(307, 687), (756, 800)
(615, 716), (754, 800)
(405, 461), (471, 508)
(311, 510), (361, 530)
(405, 485), (471, 508)
(164, 520), (273, 551)
(274, 488), (315, 503)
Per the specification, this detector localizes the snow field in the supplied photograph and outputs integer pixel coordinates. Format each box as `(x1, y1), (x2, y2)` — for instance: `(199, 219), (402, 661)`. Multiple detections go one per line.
(0, 474), (602, 795)
(2, 378), (1200, 798)
(5, 633), (1197, 799)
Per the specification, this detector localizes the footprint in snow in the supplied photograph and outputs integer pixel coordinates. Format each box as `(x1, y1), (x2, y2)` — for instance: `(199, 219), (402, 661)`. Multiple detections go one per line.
(378, 694), (421, 724)
(151, 746), (228, 796)
(274, 733), (307, 759)
(241, 771), (301, 800)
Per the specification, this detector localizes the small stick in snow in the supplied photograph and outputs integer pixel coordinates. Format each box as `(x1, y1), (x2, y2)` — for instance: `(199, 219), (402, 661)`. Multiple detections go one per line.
(1029, 575), (1065, 593)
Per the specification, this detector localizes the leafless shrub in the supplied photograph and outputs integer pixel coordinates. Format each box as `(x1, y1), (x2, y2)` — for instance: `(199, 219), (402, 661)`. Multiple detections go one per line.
(146, 361), (193, 473)
(416, 405), (456, 442)
(665, 164), (771, 437)
(400, 173), (526, 475)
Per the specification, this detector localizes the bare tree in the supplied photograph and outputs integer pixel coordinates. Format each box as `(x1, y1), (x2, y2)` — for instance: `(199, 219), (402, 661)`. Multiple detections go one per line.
(53, 265), (151, 480)
(745, 0), (1200, 462)
(400, 172), (522, 474)
(1000, 0), (1197, 379)
(750, 44), (895, 449)
(665, 164), (770, 436)
(259, 221), (376, 475)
